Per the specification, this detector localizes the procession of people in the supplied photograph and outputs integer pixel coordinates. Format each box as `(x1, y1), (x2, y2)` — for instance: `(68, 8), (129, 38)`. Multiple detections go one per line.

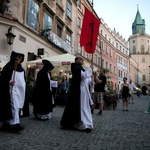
(0, 51), (142, 133)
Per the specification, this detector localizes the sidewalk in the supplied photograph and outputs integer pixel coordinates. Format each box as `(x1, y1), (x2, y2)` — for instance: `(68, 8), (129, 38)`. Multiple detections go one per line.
(0, 95), (150, 150)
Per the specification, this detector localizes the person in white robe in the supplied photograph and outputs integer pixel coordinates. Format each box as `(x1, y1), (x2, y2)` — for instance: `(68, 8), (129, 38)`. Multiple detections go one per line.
(74, 67), (94, 131)
(60, 57), (94, 132)
(0, 51), (26, 132)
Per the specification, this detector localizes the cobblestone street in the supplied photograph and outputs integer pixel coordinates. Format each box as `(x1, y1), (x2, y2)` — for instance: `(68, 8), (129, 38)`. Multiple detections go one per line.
(0, 95), (150, 150)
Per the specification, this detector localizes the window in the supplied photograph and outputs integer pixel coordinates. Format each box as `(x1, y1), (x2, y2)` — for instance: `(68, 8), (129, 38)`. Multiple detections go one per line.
(43, 12), (52, 29)
(114, 66), (116, 74)
(105, 34), (107, 39)
(116, 43), (118, 49)
(57, 22), (63, 37)
(95, 54), (97, 64)
(66, 30), (71, 45)
(77, 17), (81, 27)
(106, 62), (108, 69)
(120, 57), (122, 64)
(124, 72), (126, 77)
(118, 70), (120, 77)
(102, 59), (104, 68)
(142, 75), (146, 81)
(27, 0), (39, 30)
(101, 41), (103, 50)
(66, 1), (72, 18)
(98, 57), (100, 66)
(133, 46), (136, 54)
(120, 71), (122, 78)
(109, 64), (112, 72)
(141, 45), (145, 54)
(101, 30), (103, 35)
(57, 25), (62, 37)
(105, 45), (107, 53)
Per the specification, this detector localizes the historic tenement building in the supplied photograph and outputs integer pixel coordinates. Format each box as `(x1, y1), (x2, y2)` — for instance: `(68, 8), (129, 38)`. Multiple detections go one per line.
(0, 0), (78, 72)
(0, 0), (137, 92)
(114, 29), (129, 91)
(129, 7), (150, 94)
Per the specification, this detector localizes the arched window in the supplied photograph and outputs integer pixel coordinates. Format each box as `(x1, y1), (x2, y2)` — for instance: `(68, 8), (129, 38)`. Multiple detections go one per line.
(133, 46), (136, 54)
(142, 57), (145, 63)
(142, 75), (146, 81)
(141, 45), (145, 54)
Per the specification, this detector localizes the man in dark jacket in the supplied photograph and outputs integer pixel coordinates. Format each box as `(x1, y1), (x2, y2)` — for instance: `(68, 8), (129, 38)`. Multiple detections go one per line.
(93, 70), (107, 115)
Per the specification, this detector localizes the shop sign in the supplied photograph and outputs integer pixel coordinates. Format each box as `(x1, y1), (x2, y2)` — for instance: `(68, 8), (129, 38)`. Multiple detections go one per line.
(62, 62), (70, 65)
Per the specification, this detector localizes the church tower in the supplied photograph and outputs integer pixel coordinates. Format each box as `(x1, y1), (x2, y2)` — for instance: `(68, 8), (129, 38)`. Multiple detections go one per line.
(132, 6), (145, 35)
(128, 6), (150, 94)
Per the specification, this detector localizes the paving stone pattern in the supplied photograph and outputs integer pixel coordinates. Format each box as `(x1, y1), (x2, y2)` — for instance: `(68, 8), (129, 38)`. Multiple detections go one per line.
(0, 95), (150, 150)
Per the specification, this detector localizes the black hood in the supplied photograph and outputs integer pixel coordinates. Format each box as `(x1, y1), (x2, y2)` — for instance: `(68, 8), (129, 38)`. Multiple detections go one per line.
(10, 51), (24, 63)
(71, 63), (85, 73)
(42, 59), (54, 71)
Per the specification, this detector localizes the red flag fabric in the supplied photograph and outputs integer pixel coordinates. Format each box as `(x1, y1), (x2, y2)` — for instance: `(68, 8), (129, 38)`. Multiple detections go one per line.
(80, 7), (100, 54)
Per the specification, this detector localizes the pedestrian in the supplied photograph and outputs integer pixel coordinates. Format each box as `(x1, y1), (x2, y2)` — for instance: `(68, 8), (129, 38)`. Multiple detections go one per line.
(0, 51), (26, 132)
(92, 70), (107, 115)
(121, 77), (130, 111)
(129, 79), (135, 104)
(32, 59), (57, 120)
(60, 57), (94, 132)
(59, 74), (69, 106)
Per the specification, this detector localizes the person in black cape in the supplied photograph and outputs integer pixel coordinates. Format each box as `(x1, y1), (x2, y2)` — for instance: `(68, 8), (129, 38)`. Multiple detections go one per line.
(60, 57), (94, 132)
(32, 59), (57, 120)
(0, 51), (27, 132)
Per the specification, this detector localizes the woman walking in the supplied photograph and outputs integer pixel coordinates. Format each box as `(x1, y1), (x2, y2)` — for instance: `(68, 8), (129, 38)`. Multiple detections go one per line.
(121, 77), (130, 111)
(59, 75), (69, 106)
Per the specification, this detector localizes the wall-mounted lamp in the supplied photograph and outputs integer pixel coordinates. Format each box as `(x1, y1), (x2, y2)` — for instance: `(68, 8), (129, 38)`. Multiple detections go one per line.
(5, 26), (16, 45)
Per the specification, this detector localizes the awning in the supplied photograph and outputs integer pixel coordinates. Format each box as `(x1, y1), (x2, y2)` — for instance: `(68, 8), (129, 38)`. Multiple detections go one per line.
(27, 53), (97, 71)
(27, 53), (75, 67)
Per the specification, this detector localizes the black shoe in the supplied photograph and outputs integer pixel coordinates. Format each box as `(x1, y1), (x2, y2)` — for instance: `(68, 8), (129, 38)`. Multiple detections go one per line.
(0, 123), (13, 132)
(82, 128), (92, 133)
(98, 110), (102, 115)
(12, 124), (25, 133)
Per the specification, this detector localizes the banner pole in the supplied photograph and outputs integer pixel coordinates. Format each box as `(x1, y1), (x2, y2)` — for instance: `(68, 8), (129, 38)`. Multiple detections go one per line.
(91, 0), (94, 66)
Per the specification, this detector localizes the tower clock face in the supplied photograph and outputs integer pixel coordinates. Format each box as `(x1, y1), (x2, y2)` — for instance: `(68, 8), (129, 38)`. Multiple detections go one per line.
(139, 28), (142, 34)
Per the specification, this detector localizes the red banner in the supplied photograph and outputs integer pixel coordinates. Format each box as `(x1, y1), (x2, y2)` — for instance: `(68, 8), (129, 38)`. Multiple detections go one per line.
(80, 7), (100, 54)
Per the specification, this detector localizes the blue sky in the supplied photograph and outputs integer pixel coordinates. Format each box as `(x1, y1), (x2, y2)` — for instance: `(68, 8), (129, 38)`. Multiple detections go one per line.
(93, 0), (150, 40)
